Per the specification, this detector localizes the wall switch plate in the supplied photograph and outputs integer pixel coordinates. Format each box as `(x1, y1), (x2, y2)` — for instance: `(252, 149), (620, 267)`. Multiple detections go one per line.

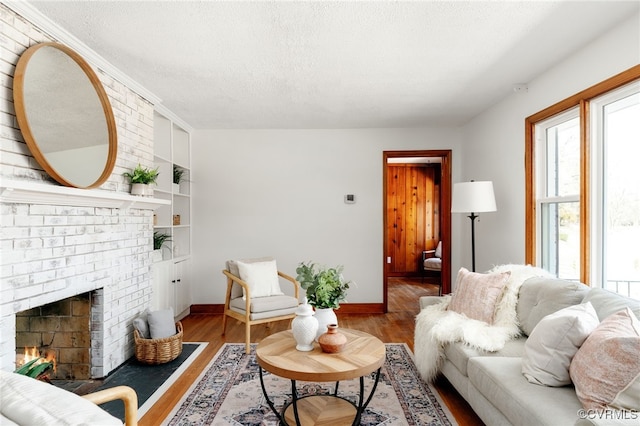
(344, 194), (356, 204)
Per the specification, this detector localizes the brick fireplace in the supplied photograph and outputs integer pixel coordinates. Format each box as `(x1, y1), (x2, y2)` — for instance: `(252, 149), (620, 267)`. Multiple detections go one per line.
(1, 4), (160, 378)
(15, 292), (97, 380)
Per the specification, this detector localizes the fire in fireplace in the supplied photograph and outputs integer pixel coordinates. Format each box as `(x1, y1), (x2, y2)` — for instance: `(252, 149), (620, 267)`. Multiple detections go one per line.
(15, 292), (93, 380)
(15, 346), (57, 381)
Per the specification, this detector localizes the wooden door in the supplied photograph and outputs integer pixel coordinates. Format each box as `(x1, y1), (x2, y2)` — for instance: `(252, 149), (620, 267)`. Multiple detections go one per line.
(386, 164), (440, 275)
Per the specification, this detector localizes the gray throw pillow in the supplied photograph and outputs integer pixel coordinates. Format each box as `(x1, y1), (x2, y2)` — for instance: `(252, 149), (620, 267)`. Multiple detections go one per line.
(147, 308), (176, 339)
(132, 317), (150, 339)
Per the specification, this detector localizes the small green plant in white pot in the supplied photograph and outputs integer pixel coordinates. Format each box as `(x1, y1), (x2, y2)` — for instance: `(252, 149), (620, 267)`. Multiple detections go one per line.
(296, 261), (351, 339)
(173, 165), (185, 193)
(153, 231), (171, 262)
(123, 164), (159, 196)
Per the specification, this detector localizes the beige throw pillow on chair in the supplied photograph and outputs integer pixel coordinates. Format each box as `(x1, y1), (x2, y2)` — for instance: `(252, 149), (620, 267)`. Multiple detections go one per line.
(237, 259), (284, 299)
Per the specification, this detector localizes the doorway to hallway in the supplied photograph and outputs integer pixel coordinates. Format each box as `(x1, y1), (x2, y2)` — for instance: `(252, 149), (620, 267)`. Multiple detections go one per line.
(383, 150), (452, 313)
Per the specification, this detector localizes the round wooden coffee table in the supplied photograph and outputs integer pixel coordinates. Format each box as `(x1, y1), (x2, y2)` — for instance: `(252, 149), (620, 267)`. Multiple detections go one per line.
(256, 328), (386, 426)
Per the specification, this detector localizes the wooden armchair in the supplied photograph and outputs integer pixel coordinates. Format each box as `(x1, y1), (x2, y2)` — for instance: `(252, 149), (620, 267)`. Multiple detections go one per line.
(0, 370), (138, 426)
(222, 258), (300, 354)
(82, 386), (138, 426)
(422, 241), (442, 295)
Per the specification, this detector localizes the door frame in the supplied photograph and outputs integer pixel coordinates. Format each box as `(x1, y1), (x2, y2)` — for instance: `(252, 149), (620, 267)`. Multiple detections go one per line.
(383, 150), (452, 313)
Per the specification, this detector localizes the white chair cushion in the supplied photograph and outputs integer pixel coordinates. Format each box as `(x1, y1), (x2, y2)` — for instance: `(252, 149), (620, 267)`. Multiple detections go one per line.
(0, 370), (122, 425)
(435, 241), (442, 258)
(229, 295), (299, 320)
(230, 294), (299, 313)
(424, 257), (442, 271)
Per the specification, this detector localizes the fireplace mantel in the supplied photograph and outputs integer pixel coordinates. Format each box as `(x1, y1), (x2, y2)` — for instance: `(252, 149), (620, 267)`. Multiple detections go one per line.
(0, 179), (170, 210)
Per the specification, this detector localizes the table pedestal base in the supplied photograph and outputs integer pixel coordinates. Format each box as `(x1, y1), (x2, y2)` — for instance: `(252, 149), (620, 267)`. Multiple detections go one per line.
(259, 367), (382, 426)
(283, 395), (355, 426)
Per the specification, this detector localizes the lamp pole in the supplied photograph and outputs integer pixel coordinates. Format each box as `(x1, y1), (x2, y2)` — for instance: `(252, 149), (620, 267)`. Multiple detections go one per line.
(468, 212), (479, 272)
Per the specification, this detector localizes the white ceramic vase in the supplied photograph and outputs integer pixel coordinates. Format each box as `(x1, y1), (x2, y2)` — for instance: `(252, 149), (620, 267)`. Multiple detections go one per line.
(131, 183), (153, 197)
(314, 307), (338, 341)
(291, 299), (318, 351)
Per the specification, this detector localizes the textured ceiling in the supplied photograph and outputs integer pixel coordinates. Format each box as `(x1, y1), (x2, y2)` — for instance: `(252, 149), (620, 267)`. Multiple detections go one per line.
(26, 1), (640, 129)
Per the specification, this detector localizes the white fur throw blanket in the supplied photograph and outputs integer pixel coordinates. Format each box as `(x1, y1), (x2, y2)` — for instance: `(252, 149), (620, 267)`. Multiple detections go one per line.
(414, 264), (552, 382)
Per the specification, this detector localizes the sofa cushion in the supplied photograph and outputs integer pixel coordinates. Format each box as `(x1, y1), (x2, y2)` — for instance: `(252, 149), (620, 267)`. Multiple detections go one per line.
(468, 357), (584, 426)
(582, 288), (640, 321)
(517, 277), (590, 336)
(444, 336), (526, 377)
(448, 268), (511, 324)
(0, 371), (122, 425)
(570, 307), (640, 412)
(522, 302), (599, 387)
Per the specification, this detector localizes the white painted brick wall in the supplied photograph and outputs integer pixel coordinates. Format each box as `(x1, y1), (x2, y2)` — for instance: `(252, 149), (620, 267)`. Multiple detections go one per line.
(0, 5), (157, 377)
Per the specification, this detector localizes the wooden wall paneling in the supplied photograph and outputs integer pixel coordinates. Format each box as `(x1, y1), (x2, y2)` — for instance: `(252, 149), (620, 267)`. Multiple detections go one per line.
(395, 167), (407, 273)
(404, 166), (417, 272)
(386, 166), (398, 273)
(386, 164), (439, 275)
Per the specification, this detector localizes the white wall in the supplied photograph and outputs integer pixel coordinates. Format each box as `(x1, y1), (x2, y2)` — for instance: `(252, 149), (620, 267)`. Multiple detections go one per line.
(459, 12), (640, 272)
(191, 128), (462, 304)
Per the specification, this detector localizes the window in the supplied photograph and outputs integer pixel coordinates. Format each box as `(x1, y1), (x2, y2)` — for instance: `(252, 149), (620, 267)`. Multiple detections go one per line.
(526, 65), (640, 300)
(591, 84), (640, 299)
(536, 111), (580, 280)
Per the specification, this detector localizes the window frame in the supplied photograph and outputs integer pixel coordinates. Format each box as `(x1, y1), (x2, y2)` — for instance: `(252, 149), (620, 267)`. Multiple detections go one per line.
(525, 64), (640, 285)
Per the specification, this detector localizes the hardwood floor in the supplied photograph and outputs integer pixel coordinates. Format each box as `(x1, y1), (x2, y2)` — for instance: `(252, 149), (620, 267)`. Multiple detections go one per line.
(139, 278), (484, 425)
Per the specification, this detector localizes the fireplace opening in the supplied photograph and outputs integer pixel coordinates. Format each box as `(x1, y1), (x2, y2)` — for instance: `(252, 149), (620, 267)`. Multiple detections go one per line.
(15, 292), (93, 380)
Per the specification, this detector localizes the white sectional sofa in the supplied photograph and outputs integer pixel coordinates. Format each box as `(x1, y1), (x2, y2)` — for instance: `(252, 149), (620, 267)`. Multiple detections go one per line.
(416, 274), (640, 426)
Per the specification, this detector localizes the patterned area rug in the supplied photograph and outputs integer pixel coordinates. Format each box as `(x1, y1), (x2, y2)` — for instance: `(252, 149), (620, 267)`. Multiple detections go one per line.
(164, 343), (457, 425)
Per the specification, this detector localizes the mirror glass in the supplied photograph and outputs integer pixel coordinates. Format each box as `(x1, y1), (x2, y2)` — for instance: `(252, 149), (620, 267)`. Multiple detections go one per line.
(14, 42), (117, 188)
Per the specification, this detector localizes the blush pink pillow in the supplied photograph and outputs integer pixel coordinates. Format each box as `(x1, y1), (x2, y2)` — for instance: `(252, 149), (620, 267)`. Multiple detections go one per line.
(569, 307), (640, 412)
(448, 267), (511, 324)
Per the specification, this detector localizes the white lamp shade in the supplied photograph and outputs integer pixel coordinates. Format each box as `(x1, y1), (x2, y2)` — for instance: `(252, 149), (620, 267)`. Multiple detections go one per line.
(451, 181), (497, 213)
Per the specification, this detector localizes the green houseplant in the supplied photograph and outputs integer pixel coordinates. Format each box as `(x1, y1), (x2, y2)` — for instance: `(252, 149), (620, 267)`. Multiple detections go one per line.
(123, 164), (159, 196)
(153, 231), (171, 250)
(173, 164), (185, 185)
(296, 261), (351, 339)
(173, 164), (186, 194)
(295, 262), (350, 310)
(123, 164), (159, 184)
(153, 231), (171, 262)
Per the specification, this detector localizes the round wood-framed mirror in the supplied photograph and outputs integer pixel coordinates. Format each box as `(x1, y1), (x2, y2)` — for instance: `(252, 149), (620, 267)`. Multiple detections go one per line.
(13, 42), (117, 189)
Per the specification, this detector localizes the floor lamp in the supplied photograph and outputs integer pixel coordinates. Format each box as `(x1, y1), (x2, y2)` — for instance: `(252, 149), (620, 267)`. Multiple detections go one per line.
(451, 181), (497, 272)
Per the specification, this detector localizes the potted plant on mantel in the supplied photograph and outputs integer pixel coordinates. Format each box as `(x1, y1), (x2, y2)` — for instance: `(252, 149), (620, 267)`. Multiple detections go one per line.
(295, 261), (351, 339)
(153, 231), (171, 262)
(123, 164), (159, 196)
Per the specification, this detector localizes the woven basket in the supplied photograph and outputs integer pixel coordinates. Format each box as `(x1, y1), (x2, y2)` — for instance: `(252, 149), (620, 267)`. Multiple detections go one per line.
(134, 321), (183, 364)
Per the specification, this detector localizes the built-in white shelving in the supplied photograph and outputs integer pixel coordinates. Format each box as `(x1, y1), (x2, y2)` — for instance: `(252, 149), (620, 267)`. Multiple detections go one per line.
(151, 110), (191, 319)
